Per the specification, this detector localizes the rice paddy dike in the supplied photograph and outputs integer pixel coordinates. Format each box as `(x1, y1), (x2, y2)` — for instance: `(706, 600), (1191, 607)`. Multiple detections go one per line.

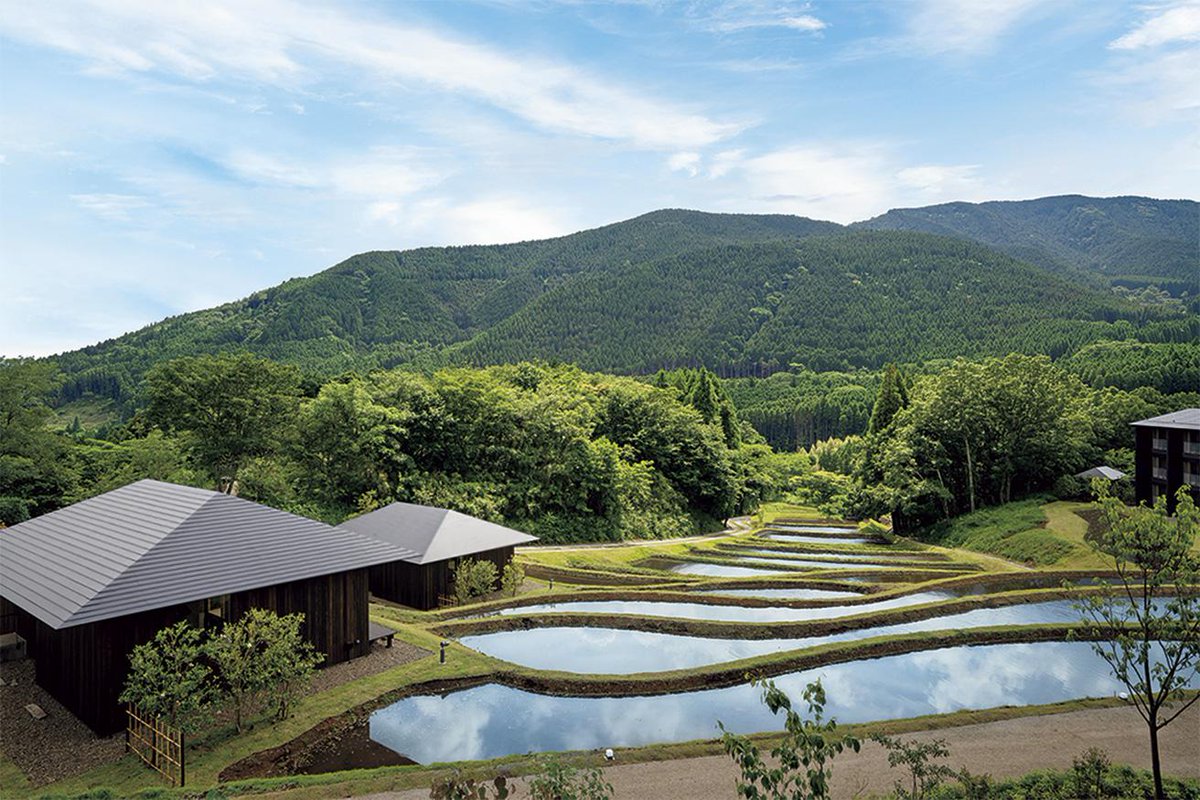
(208, 505), (1192, 785)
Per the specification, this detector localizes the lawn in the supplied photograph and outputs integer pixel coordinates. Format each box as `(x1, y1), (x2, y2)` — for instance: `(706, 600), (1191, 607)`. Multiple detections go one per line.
(920, 499), (1113, 569)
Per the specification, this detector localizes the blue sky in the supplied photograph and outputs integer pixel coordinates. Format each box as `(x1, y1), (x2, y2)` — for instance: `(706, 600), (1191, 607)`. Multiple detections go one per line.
(1, 0), (1197, 357)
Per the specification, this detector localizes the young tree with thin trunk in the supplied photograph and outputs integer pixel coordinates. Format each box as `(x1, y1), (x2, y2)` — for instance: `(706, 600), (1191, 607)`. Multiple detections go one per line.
(1074, 485), (1200, 800)
(720, 679), (859, 800)
(207, 608), (275, 733)
(120, 621), (216, 733)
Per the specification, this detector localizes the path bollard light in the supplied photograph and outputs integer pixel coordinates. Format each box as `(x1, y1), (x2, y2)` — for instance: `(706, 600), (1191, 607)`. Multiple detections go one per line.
(549, 578), (554, 591)
(440, 640), (450, 664)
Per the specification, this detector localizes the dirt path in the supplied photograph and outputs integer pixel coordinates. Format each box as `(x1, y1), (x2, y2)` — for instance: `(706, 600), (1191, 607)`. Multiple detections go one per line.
(354, 703), (1199, 800)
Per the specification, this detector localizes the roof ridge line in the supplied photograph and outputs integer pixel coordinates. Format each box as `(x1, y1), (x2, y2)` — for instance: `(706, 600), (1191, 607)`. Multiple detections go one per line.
(67, 492), (230, 622)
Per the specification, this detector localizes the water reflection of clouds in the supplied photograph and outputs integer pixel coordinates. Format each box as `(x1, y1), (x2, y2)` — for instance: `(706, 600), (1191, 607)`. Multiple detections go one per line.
(466, 601), (1089, 674)
(370, 642), (1189, 764)
(496, 592), (956, 625)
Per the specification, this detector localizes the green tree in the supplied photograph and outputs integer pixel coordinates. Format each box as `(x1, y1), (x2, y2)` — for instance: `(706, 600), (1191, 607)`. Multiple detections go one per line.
(527, 757), (613, 800)
(720, 679), (860, 800)
(870, 733), (955, 800)
(119, 621), (216, 732)
(207, 608), (277, 733)
(867, 363), (908, 433)
(861, 355), (1092, 530)
(0, 358), (72, 521)
(1074, 486), (1200, 800)
(145, 353), (301, 487)
(260, 611), (324, 721)
(451, 558), (499, 605)
(501, 561), (525, 597)
(294, 380), (407, 511)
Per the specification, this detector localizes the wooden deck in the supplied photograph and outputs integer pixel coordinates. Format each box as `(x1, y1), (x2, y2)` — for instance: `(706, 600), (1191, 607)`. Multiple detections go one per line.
(368, 621), (396, 648)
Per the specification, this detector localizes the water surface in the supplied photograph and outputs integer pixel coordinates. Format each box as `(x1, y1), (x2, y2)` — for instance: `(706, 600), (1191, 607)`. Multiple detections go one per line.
(772, 525), (860, 534)
(371, 641), (1165, 763)
(693, 587), (863, 600)
(764, 534), (874, 545)
(727, 547), (928, 562)
(668, 561), (798, 577)
(462, 600), (1083, 673)
(494, 591), (956, 623)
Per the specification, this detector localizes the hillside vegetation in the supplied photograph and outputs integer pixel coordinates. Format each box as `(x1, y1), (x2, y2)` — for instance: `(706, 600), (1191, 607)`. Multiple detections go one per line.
(51, 202), (1195, 411)
(857, 194), (1199, 298)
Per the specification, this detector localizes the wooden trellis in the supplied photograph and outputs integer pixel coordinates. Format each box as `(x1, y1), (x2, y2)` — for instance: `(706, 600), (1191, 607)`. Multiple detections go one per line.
(125, 704), (185, 786)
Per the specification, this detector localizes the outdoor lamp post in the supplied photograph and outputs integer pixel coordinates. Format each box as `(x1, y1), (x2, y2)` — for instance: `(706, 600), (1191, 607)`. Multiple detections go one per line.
(440, 639), (450, 664)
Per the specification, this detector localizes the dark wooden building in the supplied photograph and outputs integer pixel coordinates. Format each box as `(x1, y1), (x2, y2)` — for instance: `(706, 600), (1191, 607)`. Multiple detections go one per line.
(339, 502), (537, 610)
(0, 480), (408, 734)
(1132, 409), (1200, 514)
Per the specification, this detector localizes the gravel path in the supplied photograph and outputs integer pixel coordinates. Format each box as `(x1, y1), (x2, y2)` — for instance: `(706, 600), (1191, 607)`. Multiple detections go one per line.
(0, 660), (124, 787)
(354, 703), (1200, 800)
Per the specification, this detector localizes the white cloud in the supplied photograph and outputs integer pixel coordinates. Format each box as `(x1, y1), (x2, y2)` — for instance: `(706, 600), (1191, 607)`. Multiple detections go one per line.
(708, 149), (745, 179)
(1110, 2), (1200, 49)
(695, 1), (827, 34)
(668, 151), (701, 176)
(223, 151), (322, 189)
(896, 163), (981, 195)
(721, 144), (988, 222)
(0, 0), (738, 149)
(402, 197), (571, 245)
(780, 16), (827, 32)
(901, 0), (1047, 56)
(221, 147), (446, 198)
(70, 192), (151, 221)
(1100, 2), (1200, 122)
(738, 144), (895, 222)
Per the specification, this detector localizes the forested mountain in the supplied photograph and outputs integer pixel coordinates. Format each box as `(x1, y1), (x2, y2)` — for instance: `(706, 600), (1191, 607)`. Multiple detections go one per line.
(52, 209), (841, 405)
(46, 200), (1197, 410)
(856, 195), (1198, 297)
(456, 232), (1170, 373)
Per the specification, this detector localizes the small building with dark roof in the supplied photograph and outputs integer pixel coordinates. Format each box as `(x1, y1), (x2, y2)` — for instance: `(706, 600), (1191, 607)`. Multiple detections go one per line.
(0, 479), (414, 734)
(339, 503), (537, 610)
(1131, 409), (1200, 514)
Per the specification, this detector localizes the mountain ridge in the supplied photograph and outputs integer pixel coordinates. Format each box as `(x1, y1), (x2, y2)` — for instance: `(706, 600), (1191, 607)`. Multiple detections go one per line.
(43, 196), (1198, 407)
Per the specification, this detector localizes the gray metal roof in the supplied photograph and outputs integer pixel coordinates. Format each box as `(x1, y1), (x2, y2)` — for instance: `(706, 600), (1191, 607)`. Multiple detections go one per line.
(1130, 409), (1200, 430)
(1075, 465), (1126, 480)
(0, 479), (417, 630)
(338, 502), (537, 565)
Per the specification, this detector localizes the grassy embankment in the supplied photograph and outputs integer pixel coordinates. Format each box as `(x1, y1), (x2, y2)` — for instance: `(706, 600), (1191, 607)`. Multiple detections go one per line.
(920, 499), (1110, 568)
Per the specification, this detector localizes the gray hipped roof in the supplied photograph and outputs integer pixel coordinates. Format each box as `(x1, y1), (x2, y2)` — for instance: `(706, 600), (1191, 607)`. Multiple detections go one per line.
(339, 502), (537, 565)
(1076, 465), (1126, 481)
(0, 480), (417, 630)
(1130, 409), (1200, 430)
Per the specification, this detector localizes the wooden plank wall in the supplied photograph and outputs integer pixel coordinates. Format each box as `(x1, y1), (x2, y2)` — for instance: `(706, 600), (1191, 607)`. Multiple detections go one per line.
(224, 568), (371, 665)
(370, 546), (515, 610)
(1, 566), (372, 735)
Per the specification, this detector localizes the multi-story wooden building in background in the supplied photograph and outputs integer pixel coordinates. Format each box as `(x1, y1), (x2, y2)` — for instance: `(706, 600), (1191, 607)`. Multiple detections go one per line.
(1132, 409), (1200, 514)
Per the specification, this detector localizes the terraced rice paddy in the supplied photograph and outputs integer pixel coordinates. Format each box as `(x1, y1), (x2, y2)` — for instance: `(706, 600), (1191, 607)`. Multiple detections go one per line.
(490, 590), (957, 622)
(243, 511), (1163, 778)
(369, 641), (1182, 764)
(458, 599), (1087, 673)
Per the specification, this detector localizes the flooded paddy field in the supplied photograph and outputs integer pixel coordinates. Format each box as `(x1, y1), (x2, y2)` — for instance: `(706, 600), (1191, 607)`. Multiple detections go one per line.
(365, 641), (1174, 764)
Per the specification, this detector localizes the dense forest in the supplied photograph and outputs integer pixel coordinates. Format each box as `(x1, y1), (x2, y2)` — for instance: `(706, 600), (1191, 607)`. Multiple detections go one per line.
(5, 345), (1196, 542)
(2, 356), (784, 542)
(46, 198), (1197, 417)
(857, 195), (1199, 299)
(780, 354), (1199, 533)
